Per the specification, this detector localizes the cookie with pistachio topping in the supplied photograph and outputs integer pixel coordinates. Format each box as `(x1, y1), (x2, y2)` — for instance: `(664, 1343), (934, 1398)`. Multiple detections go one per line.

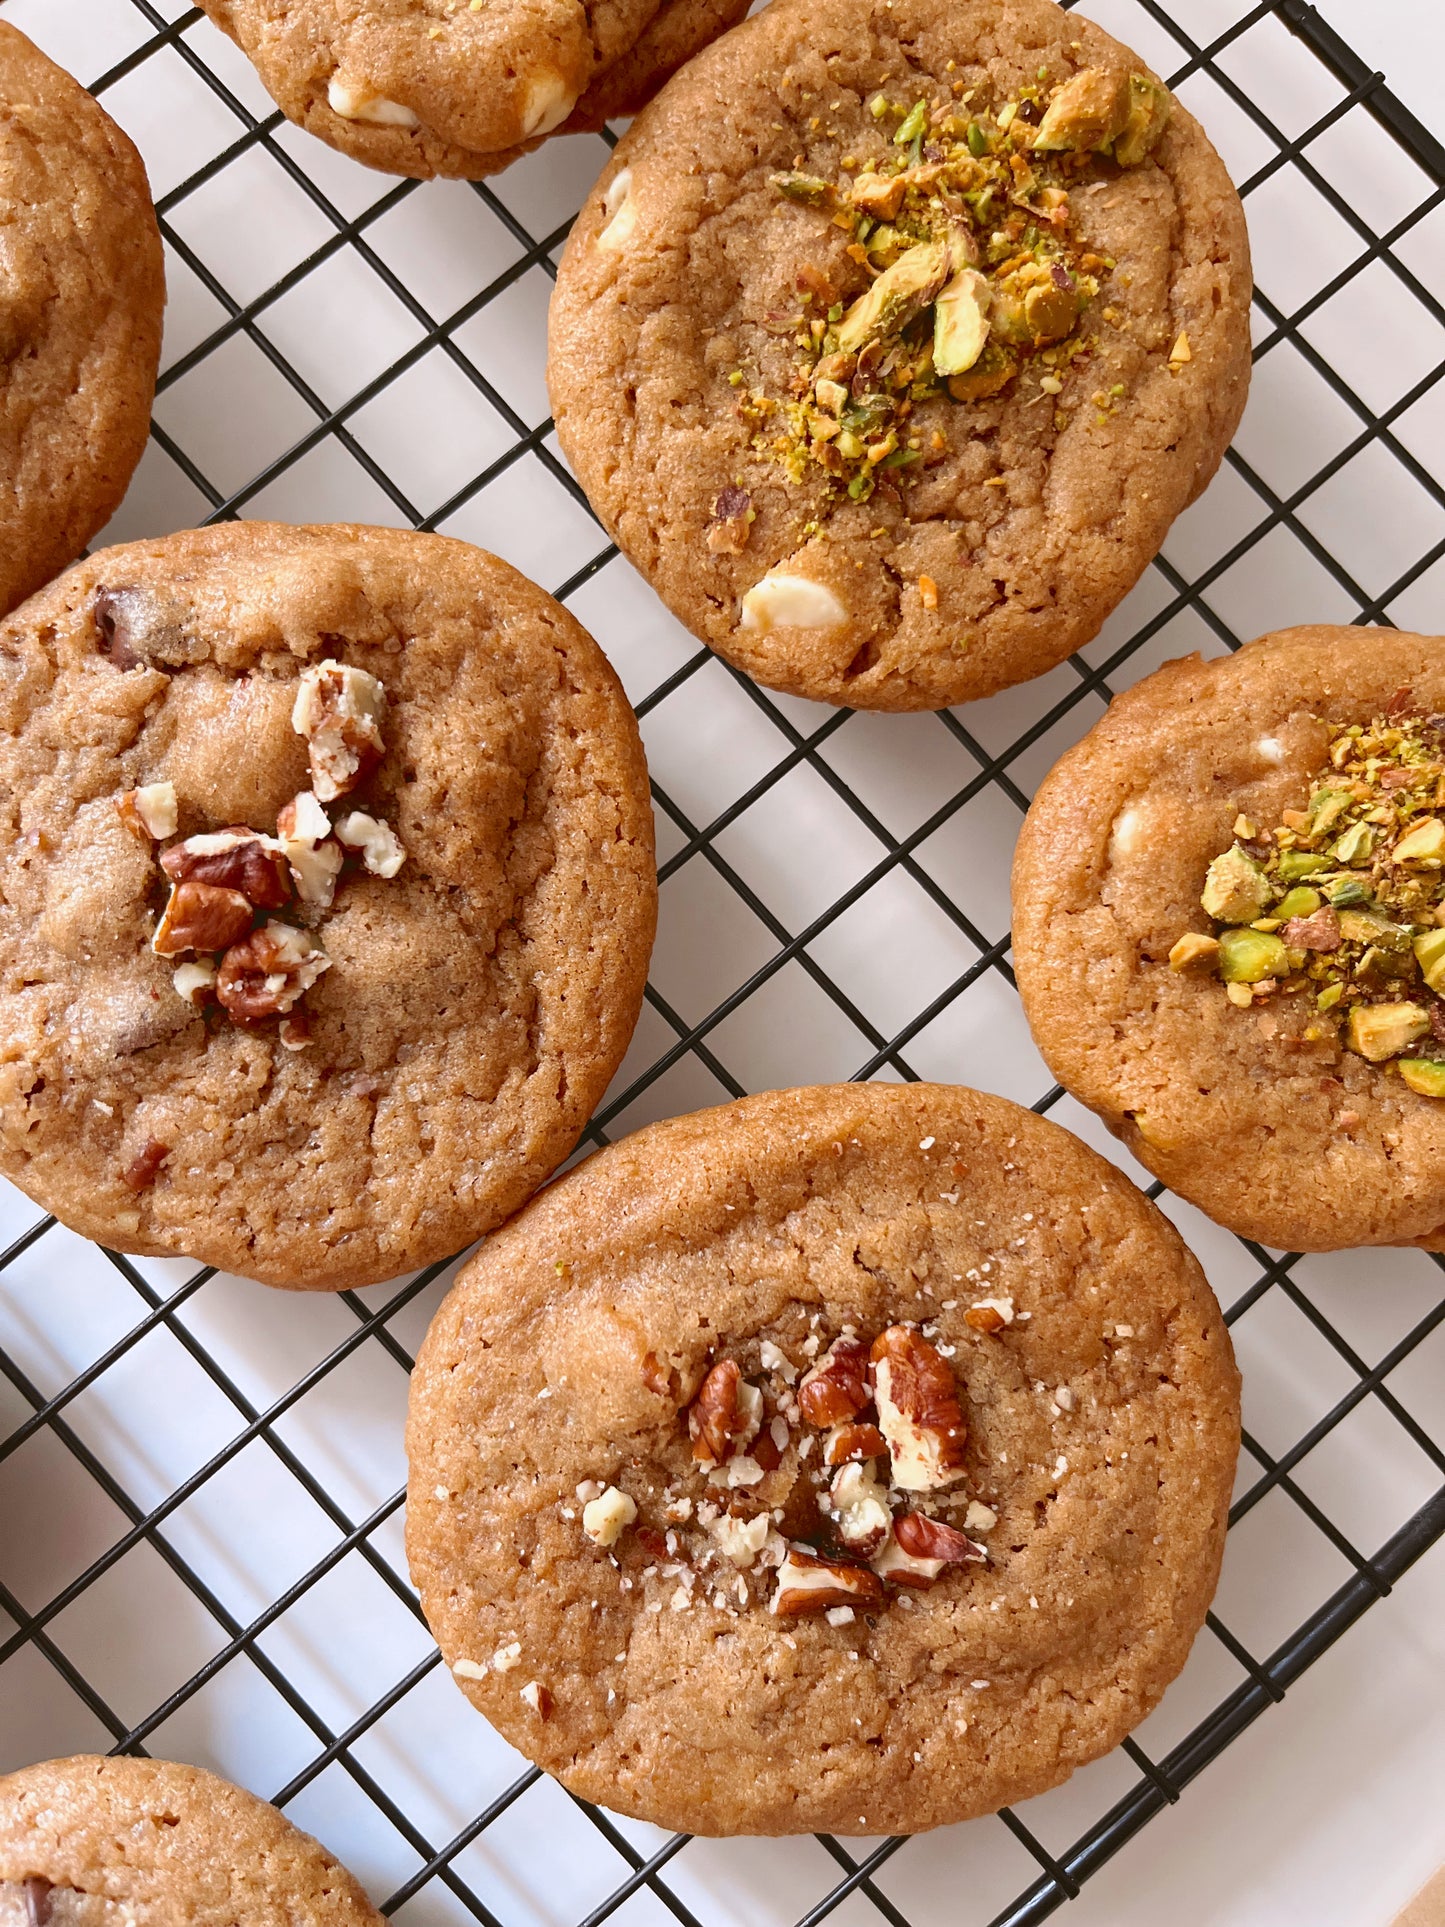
(0, 524), (655, 1289)
(1013, 624), (1445, 1252)
(196, 0), (747, 178)
(406, 1082), (1238, 1836)
(549, 0), (1251, 712)
(0, 1755), (383, 1927)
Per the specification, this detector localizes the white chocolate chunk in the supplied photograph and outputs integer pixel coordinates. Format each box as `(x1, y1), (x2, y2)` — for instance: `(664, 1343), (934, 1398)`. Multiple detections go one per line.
(520, 70), (578, 136)
(597, 168), (637, 251)
(740, 573), (847, 634)
(327, 77), (420, 127)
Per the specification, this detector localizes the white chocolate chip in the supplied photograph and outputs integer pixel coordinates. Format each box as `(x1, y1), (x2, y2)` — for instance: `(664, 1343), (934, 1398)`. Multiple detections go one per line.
(582, 1485), (636, 1548)
(1107, 803), (1148, 862)
(520, 69), (578, 136)
(452, 1658), (488, 1680)
(327, 77), (420, 127)
(597, 168), (637, 251)
(1256, 736), (1285, 765)
(739, 572), (847, 634)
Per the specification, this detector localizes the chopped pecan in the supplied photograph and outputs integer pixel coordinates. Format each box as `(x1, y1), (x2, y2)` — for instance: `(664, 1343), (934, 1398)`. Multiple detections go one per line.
(520, 1680), (553, 1717)
(581, 1484), (636, 1547)
(335, 809), (406, 878)
(640, 1349), (670, 1397)
(115, 782), (178, 841)
(276, 791), (344, 910)
(828, 1461), (891, 1556)
(823, 1421), (888, 1466)
(122, 1139), (170, 1192)
(161, 828), (290, 909)
(93, 586), (144, 669)
(687, 1358), (763, 1465)
(769, 1545), (884, 1616)
(215, 920), (330, 1021)
(870, 1513), (985, 1588)
(292, 659), (385, 802)
(152, 880), (254, 958)
(706, 486), (752, 556)
(869, 1325), (968, 1490)
(709, 1511), (772, 1567)
(279, 1014), (311, 1051)
(963, 1297), (1014, 1334)
(798, 1335), (871, 1427)
(172, 959), (217, 1007)
(1280, 906), (1341, 952)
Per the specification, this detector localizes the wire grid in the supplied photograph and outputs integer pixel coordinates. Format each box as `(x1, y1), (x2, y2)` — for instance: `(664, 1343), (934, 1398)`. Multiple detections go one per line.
(1, 0), (1444, 1921)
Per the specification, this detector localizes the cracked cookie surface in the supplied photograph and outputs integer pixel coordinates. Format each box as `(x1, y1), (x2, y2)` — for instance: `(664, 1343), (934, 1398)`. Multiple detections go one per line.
(0, 524), (655, 1289)
(0, 24), (163, 619)
(548, 0), (1251, 711)
(0, 1756), (381, 1927)
(1013, 623), (1445, 1252)
(406, 1082), (1238, 1835)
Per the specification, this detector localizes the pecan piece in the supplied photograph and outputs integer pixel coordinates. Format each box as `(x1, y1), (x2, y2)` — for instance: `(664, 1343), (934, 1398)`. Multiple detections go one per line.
(161, 828), (290, 909)
(122, 1138), (170, 1192)
(869, 1325), (968, 1490)
(963, 1296), (1014, 1334)
(581, 1484), (636, 1547)
(276, 791), (344, 910)
(640, 1349), (671, 1397)
(215, 920), (330, 1021)
(520, 1680), (553, 1717)
(335, 809), (406, 878)
(769, 1545), (884, 1616)
(115, 781), (177, 841)
(152, 880), (254, 958)
(823, 1421), (888, 1466)
(828, 1461), (891, 1556)
(687, 1358), (763, 1466)
(871, 1512), (984, 1588)
(292, 659), (385, 802)
(172, 959), (217, 1007)
(798, 1335), (871, 1427)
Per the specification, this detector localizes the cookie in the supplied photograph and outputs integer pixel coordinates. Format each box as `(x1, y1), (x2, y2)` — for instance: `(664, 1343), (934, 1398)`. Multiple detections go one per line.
(561, 0), (751, 135)
(548, 0), (1252, 712)
(0, 1755), (382, 1927)
(0, 25), (164, 620)
(1013, 626), (1445, 1252)
(197, 0), (693, 177)
(0, 523), (656, 1290)
(406, 1082), (1239, 1836)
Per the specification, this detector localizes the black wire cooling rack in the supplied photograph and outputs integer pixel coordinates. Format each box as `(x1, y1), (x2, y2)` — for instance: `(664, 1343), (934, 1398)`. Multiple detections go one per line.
(2, 0), (1445, 1920)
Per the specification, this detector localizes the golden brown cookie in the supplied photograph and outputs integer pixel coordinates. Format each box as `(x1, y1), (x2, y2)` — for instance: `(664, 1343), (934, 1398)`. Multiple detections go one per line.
(0, 524), (656, 1289)
(1013, 625), (1445, 1251)
(0, 1756), (382, 1927)
(549, 0), (1252, 712)
(406, 1082), (1239, 1835)
(0, 24), (164, 619)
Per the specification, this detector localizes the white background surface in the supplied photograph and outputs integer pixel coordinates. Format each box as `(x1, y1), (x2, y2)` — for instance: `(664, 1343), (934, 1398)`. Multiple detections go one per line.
(1, 1), (1443, 1924)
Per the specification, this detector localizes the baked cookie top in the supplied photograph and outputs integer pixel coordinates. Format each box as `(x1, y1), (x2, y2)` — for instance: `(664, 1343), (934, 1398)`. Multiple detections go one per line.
(549, 0), (1251, 712)
(406, 1082), (1239, 1836)
(0, 1756), (381, 1927)
(197, 0), (666, 177)
(1013, 625), (1445, 1252)
(0, 24), (164, 619)
(0, 524), (655, 1289)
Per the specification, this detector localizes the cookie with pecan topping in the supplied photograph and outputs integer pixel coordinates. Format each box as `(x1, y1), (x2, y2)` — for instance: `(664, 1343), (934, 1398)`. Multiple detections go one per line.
(406, 1081), (1238, 1834)
(0, 1756), (381, 1927)
(549, 0), (1251, 710)
(1014, 623), (1445, 1251)
(0, 24), (163, 619)
(0, 524), (655, 1288)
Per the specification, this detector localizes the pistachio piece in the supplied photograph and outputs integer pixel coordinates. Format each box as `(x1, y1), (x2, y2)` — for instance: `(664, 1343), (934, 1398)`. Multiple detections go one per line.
(849, 173), (906, 221)
(1333, 821), (1374, 866)
(773, 171), (835, 207)
(1398, 1058), (1445, 1098)
(1355, 942), (1417, 985)
(1345, 1001), (1430, 1062)
(836, 237), (954, 354)
(1218, 927), (1288, 983)
(1031, 67), (1131, 153)
(1413, 927), (1445, 993)
(946, 341), (1018, 402)
(932, 266), (992, 376)
(990, 261), (1079, 348)
(1113, 74), (1173, 166)
(1322, 875), (1369, 907)
(1338, 907), (1412, 950)
(1168, 933), (1220, 973)
(1201, 845), (1271, 924)
(1278, 849), (1330, 884)
(1274, 886), (1323, 920)
(1393, 817), (1445, 864)
(1308, 788), (1352, 835)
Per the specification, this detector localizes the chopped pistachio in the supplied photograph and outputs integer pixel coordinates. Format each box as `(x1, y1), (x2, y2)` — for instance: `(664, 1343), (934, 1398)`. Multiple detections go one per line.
(1345, 1001), (1430, 1062)
(1168, 932), (1220, 973)
(1338, 907), (1412, 950)
(1031, 67), (1131, 153)
(1413, 927), (1445, 993)
(1316, 982), (1344, 1012)
(836, 236), (954, 354)
(1113, 73), (1173, 166)
(1274, 886), (1323, 920)
(1278, 849), (1330, 884)
(1322, 875), (1368, 907)
(1398, 1058), (1445, 1098)
(1393, 816), (1445, 863)
(1218, 927), (1288, 983)
(932, 266), (992, 375)
(773, 171), (835, 206)
(1333, 821), (1375, 866)
(1201, 845), (1271, 924)
(894, 100), (928, 145)
(1308, 787), (1352, 835)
